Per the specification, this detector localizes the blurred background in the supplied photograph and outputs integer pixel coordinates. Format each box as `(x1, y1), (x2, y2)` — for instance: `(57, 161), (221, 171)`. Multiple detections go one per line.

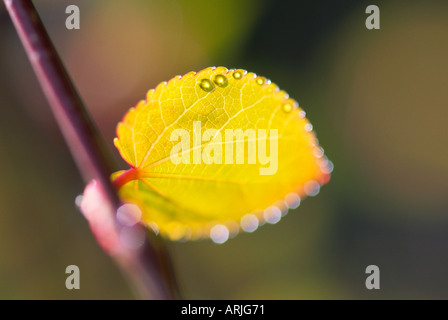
(0, 0), (447, 299)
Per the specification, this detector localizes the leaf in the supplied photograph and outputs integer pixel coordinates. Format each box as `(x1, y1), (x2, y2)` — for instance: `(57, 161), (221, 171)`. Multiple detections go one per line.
(112, 66), (332, 242)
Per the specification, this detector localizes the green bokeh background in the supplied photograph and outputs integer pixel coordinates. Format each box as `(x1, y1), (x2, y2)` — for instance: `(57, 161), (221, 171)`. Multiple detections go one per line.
(0, 0), (447, 299)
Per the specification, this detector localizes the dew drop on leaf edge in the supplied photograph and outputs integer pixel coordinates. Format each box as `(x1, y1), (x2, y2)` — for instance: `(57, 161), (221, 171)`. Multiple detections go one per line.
(213, 74), (228, 87)
(232, 70), (244, 80)
(199, 78), (214, 92)
(255, 76), (266, 85)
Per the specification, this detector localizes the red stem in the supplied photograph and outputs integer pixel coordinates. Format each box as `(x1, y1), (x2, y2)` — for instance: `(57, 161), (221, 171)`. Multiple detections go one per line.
(113, 167), (141, 190)
(3, 0), (178, 299)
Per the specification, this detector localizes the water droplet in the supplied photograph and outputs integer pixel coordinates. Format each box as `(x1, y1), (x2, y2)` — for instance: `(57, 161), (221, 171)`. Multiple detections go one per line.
(304, 123), (313, 132)
(116, 203), (142, 226)
(167, 223), (187, 241)
(210, 224), (230, 244)
(284, 193), (301, 209)
(274, 200), (288, 215)
(226, 221), (240, 238)
(299, 110), (306, 118)
(313, 147), (324, 158)
(213, 74), (228, 87)
(321, 159), (334, 174)
(233, 70), (244, 80)
(74, 195), (83, 208)
(255, 77), (266, 85)
(264, 206), (282, 224)
(240, 214), (259, 232)
(283, 103), (292, 113)
(304, 180), (320, 196)
(199, 79), (214, 92)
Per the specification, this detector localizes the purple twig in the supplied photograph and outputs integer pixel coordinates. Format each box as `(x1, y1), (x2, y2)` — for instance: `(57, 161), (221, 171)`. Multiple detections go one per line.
(3, 0), (178, 299)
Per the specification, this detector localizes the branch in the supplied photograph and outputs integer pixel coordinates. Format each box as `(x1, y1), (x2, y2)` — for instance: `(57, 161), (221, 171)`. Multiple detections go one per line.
(3, 0), (179, 299)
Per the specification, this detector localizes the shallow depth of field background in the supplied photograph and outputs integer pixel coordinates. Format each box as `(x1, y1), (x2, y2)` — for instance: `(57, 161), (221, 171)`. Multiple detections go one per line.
(0, 0), (447, 299)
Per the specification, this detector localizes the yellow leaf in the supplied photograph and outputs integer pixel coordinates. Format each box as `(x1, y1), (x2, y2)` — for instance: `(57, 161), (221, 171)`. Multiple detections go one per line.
(112, 66), (332, 242)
